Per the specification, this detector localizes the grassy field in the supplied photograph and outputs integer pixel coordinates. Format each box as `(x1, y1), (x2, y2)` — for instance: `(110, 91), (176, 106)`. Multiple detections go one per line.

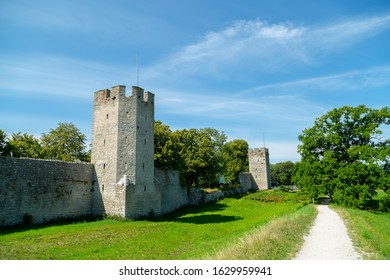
(0, 191), (315, 260)
(332, 205), (390, 259)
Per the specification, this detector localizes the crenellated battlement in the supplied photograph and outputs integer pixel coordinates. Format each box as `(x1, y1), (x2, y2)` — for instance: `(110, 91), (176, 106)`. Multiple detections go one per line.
(94, 85), (154, 106)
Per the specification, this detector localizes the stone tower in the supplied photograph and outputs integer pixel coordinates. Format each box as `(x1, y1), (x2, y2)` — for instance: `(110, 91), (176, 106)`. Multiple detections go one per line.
(91, 85), (161, 219)
(248, 148), (271, 190)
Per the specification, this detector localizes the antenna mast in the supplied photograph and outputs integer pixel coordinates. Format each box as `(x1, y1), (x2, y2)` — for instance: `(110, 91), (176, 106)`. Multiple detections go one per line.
(136, 52), (139, 87)
(263, 132), (266, 148)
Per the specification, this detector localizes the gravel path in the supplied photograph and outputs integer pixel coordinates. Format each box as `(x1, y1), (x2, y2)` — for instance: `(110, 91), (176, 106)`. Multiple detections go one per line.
(294, 204), (361, 260)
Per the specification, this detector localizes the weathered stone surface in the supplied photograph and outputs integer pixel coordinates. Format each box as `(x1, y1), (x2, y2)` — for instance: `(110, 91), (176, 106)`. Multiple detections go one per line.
(0, 157), (94, 227)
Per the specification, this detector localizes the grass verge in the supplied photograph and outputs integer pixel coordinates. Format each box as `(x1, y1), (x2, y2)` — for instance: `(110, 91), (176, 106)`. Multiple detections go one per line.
(206, 204), (316, 260)
(332, 205), (390, 259)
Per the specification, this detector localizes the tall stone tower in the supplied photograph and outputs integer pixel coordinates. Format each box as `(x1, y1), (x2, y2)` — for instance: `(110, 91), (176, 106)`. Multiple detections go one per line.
(91, 85), (161, 219)
(248, 148), (271, 190)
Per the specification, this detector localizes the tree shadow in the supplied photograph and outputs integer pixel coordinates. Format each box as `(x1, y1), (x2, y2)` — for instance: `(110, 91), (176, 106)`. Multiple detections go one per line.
(174, 214), (243, 224)
(157, 202), (229, 221)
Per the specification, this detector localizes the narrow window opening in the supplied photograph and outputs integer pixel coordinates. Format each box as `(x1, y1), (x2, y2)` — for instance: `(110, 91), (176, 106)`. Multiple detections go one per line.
(106, 114), (109, 119)
(103, 163), (106, 169)
(103, 139), (106, 146)
(143, 163), (145, 169)
(144, 185), (146, 192)
(102, 184), (105, 192)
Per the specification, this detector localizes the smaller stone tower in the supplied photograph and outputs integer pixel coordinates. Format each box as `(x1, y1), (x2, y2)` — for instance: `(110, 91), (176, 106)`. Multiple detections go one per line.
(248, 148), (271, 190)
(91, 85), (160, 219)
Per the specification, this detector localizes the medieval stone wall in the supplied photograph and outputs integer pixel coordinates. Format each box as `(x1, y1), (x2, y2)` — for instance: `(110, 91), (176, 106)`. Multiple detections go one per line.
(156, 169), (189, 214)
(0, 157), (94, 227)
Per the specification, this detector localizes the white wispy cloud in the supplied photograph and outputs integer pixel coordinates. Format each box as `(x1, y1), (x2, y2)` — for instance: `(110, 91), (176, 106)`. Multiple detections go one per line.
(240, 65), (390, 96)
(146, 14), (390, 80)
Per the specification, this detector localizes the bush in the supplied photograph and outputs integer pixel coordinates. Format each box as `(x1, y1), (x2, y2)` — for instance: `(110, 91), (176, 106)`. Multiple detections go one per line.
(379, 194), (390, 212)
(22, 213), (33, 226)
(246, 190), (310, 205)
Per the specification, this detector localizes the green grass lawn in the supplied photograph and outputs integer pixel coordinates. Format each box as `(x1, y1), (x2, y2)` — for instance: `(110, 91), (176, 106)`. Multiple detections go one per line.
(0, 191), (314, 260)
(332, 205), (390, 259)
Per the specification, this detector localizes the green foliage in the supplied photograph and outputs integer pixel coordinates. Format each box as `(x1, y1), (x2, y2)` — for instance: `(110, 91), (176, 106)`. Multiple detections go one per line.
(173, 128), (221, 188)
(270, 161), (296, 187)
(221, 139), (249, 183)
(8, 132), (42, 158)
(246, 190), (310, 205)
(294, 105), (390, 210)
(0, 129), (10, 156)
(378, 190), (390, 212)
(1, 123), (89, 162)
(154, 120), (249, 188)
(154, 120), (179, 169)
(40, 122), (88, 162)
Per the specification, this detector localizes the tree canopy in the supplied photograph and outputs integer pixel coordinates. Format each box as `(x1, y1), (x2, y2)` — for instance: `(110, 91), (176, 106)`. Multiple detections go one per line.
(270, 161), (296, 187)
(293, 105), (390, 209)
(41, 122), (88, 162)
(154, 120), (249, 188)
(1, 123), (89, 162)
(221, 139), (249, 183)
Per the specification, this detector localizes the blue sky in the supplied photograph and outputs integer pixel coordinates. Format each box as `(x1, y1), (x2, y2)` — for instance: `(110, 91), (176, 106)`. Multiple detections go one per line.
(1, 0), (389, 163)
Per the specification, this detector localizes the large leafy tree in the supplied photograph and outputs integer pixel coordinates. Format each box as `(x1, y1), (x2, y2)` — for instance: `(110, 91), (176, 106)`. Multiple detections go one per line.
(8, 132), (42, 158)
(154, 121), (227, 188)
(270, 161), (296, 187)
(294, 105), (390, 208)
(41, 122), (88, 162)
(221, 139), (249, 183)
(173, 128), (221, 188)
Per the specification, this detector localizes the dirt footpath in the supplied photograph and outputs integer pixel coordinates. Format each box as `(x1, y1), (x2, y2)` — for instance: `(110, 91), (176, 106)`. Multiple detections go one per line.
(294, 204), (361, 260)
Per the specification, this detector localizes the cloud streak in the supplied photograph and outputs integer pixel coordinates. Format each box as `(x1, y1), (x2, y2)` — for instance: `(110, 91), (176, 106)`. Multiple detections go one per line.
(147, 14), (390, 80)
(240, 65), (390, 96)
(0, 54), (133, 100)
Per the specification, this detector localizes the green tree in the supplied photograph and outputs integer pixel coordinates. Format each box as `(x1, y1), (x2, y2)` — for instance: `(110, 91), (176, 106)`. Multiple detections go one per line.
(41, 122), (88, 162)
(294, 105), (390, 209)
(221, 139), (249, 183)
(154, 120), (179, 169)
(173, 128), (220, 188)
(270, 161), (296, 187)
(8, 132), (42, 158)
(0, 129), (10, 156)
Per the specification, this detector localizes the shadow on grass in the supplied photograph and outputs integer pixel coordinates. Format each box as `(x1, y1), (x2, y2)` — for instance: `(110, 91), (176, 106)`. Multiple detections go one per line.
(0, 196), (244, 233)
(173, 214), (243, 224)
(0, 215), (103, 236)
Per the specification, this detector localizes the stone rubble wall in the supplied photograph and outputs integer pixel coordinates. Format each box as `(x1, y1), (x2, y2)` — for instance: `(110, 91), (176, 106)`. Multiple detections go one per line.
(0, 157), (94, 227)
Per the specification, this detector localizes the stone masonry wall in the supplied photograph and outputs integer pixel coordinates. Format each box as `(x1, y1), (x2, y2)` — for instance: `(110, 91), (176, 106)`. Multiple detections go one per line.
(248, 148), (271, 190)
(0, 157), (94, 227)
(156, 169), (189, 214)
